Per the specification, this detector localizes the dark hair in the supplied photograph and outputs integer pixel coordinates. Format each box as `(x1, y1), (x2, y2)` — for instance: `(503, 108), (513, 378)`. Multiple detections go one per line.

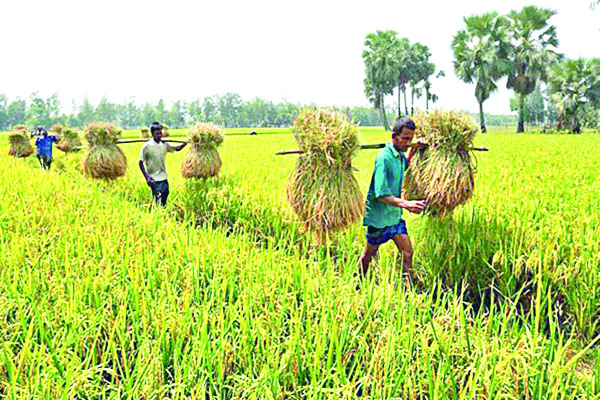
(392, 117), (416, 137)
(150, 122), (162, 134)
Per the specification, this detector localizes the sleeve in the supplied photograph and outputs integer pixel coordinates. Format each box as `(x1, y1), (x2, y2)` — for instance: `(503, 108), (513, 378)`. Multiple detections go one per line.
(166, 143), (177, 153)
(139, 143), (146, 162)
(373, 158), (393, 198)
(51, 136), (59, 143)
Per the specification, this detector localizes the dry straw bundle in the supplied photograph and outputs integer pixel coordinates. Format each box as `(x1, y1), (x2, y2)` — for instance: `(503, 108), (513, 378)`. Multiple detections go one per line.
(182, 123), (224, 179)
(286, 109), (363, 239)
(82, 122), (127, 180)
(50, 124), (64, 136)
(140, 128), (150, 138)
(8, 133), (34, 158)
(403, 110), (480, 217)
(57, 128), (82, 153)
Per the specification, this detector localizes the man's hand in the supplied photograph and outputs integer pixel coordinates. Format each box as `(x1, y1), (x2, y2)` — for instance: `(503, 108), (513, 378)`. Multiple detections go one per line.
(398, 199), (427, 214)
(146, 176), (154, 187)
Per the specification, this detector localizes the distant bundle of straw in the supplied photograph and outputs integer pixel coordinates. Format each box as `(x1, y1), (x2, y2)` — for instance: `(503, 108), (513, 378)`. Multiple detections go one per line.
(8, 133), (34, 158)
(286, 109), (363, 238)
(181, 123), (223, 178)
(82, 123), (127, 180)
(403, 110), (480, 217)
(140, 128), (150, 138)
(13, 124), (27, 133)
(51, 124), (64, 136)
(56, 128), (82, 153)
(161, 123), (170, 137)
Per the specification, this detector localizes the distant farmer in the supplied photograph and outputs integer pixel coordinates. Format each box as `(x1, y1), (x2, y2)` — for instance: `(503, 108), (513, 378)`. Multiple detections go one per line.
(35, 128), (59, 170)
(139, 122), (187, 206)
(360, 117), (426, 281)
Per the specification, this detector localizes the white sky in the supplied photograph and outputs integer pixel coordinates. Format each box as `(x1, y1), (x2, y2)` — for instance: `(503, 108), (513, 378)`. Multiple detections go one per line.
(1, 0), (598, 114)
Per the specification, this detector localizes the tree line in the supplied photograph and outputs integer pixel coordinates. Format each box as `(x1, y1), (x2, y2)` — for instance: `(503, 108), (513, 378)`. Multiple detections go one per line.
(0, 93), (390, 131)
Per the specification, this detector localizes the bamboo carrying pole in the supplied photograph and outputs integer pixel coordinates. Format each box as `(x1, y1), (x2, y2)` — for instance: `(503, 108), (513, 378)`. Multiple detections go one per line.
(117, 139), (187, 144)
(275, 143), (488, 155)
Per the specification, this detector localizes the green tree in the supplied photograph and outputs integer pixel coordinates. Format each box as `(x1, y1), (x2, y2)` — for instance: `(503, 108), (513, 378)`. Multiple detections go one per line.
(0, 95), (8, 130)
(393, 37), (413, 116)
(95, 97), (118, 122)
(362, 30), (399, 130)
(424, 70), (445, 111)
(78, 98), (96, 127)
(548, 58), (600, 132)
(27, 92), (60, 128)
(509, 84), (546, 126)
(507, 6), (560, 132)
(452, 12), (511, 132)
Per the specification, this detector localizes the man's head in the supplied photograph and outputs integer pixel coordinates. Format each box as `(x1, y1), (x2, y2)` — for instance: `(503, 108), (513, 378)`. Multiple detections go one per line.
(150, 122), (163, 142)
(39, 127), (48, 137)
(391, 117), (416, 152)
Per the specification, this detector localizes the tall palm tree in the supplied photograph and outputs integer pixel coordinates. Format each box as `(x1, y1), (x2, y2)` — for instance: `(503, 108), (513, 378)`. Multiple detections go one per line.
(507, 6), (560, 132)
(452, 12), (511, 133)
(393, 37), (413, 117)
(362, 30), (399, 130)
(549, 59), (600, 132)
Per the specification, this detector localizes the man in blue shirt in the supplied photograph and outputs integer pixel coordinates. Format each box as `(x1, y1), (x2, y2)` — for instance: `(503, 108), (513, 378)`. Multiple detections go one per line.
(360, 117), (426, 280)
(35, 128), (59, 170)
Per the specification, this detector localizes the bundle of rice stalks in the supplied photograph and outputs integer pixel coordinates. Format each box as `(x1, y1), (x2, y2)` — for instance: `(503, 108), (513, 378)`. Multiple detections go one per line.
(56, 128), (82, 153)
(403, 110), (480, 217)
(8, 133), (34, 158)
(181, 122), (223, 178)
(13, 124), (27, 133)
(51, 124), (64, 136)
(161, 123), (170, 137)
(82, 122), (127, 180)
(140, 128), (150, 138)
(286, 109), (363, 239)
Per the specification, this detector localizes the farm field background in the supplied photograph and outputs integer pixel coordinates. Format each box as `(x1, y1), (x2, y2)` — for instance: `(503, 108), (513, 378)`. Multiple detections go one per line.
(2, 127), (600, 397)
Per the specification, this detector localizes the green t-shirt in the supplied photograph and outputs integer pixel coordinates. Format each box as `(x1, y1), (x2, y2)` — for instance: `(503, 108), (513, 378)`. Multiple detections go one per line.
(363, 143), (407, 229)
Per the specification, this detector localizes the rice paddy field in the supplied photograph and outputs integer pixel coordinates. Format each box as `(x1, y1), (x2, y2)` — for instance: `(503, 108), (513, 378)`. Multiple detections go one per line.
(2, 127), (600, 398)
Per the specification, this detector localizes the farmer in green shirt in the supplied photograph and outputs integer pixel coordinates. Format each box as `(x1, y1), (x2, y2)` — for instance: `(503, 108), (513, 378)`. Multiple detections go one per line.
(361, 117), (426, 279)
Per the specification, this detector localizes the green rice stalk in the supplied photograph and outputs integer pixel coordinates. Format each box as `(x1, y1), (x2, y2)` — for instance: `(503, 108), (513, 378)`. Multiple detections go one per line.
(286, 109), (363, 238)
(182, 123), (224, 179)
(403, 110), (480, 217)
(83, 123), (126, 180)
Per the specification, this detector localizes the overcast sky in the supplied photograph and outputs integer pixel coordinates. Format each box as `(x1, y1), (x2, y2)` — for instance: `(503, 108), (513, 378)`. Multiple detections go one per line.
(1, 0), (598, 114)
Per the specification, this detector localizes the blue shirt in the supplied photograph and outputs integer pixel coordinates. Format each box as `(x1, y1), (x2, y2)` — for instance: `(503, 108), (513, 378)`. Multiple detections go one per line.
(35, 136), (58, 157)
(363, 143), (408, 229)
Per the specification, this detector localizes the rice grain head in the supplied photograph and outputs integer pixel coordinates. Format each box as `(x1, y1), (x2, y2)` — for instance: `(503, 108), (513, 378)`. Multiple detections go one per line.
(403, 110), (480, 217)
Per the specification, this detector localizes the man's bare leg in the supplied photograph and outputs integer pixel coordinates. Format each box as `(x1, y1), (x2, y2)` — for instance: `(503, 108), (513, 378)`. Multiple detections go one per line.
(360, 242), (380, 277)
(392, 234), (414, 279)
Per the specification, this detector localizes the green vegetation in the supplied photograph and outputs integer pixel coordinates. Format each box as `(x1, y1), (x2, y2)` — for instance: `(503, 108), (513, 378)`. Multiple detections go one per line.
(2, 127), (600, 397)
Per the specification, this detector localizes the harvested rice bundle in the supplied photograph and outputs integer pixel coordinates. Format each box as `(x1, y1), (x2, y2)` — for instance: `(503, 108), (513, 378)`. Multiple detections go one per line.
(181, 122), (223, 178)
(51, 124), (64, 136)
(403, 110), (480, 217)
(140, 128), (150, 138)
(82, 122), (127, 180)
(8, 133), (34, 157)
(56, 128), (82, 153)
(161, 123), (170, 137)
(286, 109), (363, 238)
(13, 124), (27, 133)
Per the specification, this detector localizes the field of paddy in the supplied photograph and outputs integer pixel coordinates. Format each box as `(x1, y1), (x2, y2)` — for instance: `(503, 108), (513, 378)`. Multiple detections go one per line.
(1, 126), (600, 398)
